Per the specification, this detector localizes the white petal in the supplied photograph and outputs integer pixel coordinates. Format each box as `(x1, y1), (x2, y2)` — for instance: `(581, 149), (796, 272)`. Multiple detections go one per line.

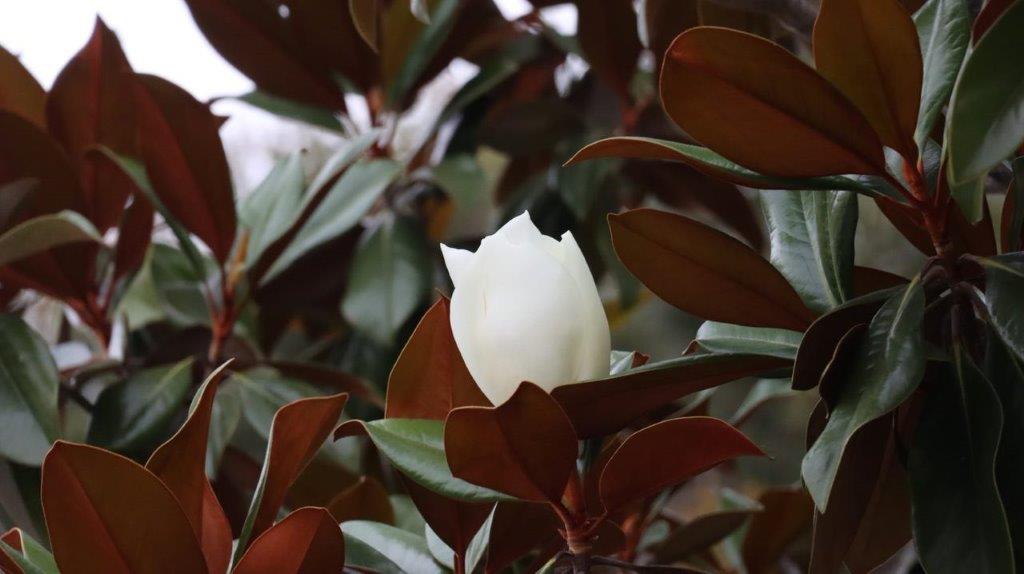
(440, 244), (474, 288)
(558, 231), (611, 381)
(449, 233), (585, 404)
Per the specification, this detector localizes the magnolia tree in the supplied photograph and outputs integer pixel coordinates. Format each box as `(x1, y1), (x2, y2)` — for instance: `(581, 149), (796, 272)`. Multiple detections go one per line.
(0, 0), (1022, 573)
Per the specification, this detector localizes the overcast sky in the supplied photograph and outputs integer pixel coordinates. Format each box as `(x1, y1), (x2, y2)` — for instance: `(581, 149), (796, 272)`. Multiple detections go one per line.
(0, 0), (573, 190)
(0, 0), (565, 99)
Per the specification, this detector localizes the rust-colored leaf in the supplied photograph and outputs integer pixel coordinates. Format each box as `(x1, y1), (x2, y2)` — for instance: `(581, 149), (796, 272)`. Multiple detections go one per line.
(610, 208), (814, 330)
(577, 0), (642, 103)
(792, 291), (889, 390)
(973, 0), (1016, 40)
(661, 27), (885, 177)
(111, 192), (154, 283)
(349, 0), (380, 51)
(844, 432), (912, 572)
(814, 0), (922, 158)
(852, 266), (907, 297)
(132, 74), (236, 263)
(327, 475), (395, 524)
(41, 441), (208, 574)
(874, 197), (934, 255)
(0, 110), (82, 218)
(484, 502), (562, 573)
(146, 363), (232, 574)
(239, 393), (348, 553)
(741, 486), (815, 572)
(0, 47), (45, 129)
(599, 417), (763, 512)
(643, 0), (700, 73)
(386, 297), (489, 419)
(402, 477), (492, 557)
(553, 353), (786, 439)
(445, 382), (577, 503)
(233, 507), (345, 574)
(47, 18), (138, 231)
(808, 415), (891, 573)
(182, 0), (346, 109)
(0, 528), (24, 574)
(623, 160), (763, 250)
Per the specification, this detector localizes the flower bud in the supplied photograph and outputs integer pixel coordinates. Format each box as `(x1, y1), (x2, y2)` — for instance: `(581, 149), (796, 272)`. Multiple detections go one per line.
(442, 212), (611, 405)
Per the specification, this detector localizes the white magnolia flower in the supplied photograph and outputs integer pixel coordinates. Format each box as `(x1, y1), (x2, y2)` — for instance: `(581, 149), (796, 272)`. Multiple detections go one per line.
(441, 212), (611, 405)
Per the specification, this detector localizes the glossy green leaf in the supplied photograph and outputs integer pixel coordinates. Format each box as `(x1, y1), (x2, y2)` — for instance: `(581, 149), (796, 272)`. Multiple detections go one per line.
(95, 148), (207, 279)
(235, 369), (321, 440)
(1, 530), (57, 574)
(236, 91), (343, 132)
(88, 359), (193, 453)
(263, 158), (402, 283)
(978, 254), (1024, 362)
(1001, 157), (1024, 252)
(240, 153), (306, 267)
(986, 332), (1024, 557)
(437, 54), (521, 126)
(946, 0), (1024, 188)
(425, 510), (492, 573)
(762, 190), (857, 313)
(0, 315), (60, 466)
(148, 243), (215, 327)
(731, 379), (798, 426)
(567, 137), (889, 197)
(910, 344), (1014, 574)
(0, 540), (49, 574)
(802, 277), (925, 510)
(695, 322), (803, 360)
(341, 215), (431, 345)
(0, 211), (101, 268)
(206, 382), (241, 478)
(342, 521), (445, 574)
(914, 0), (970, 151)
(343, 419), (514, 503)
(386, 0), (458, 106)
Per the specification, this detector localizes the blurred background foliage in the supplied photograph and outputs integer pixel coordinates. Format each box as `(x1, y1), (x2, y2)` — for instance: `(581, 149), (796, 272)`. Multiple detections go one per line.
(0, 0), (1013, 569)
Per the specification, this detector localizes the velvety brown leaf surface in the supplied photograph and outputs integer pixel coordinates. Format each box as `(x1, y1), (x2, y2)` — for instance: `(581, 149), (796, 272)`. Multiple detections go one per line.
(814, 0), (922, 158)
(610, 208), (815, 330)
(599, 417), (764, 512)
(146, 364), (233, 574)
(233, 507), (345, 574)
(133, 74), (236, 263)
(246, 393), (348, 544)
(41, 442), (209, 574)
(661, 27), (886, 177)
(385, 297), (489, 419)
(445, 382), (578, 502)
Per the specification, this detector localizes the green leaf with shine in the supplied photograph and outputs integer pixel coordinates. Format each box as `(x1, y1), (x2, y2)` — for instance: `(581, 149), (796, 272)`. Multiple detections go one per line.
(88, 359), (193, 453)
(0, 211), (101, 268)
(361, 419), (515, 503)
(762, 190), (857, 313)
(802, 277), (925, 510)
(914, 0), (970, 151)
(0, 315), (60, 466)
(986, 332), (1024, 557)
(946, 0), (1024, 189)
(978, 254), (1024, 363)
(263, 158), (402, 283)
(910, 344), (1014, 574)
(240, 153), (306, 267)
(343, 520), (445, 574)
(568, 136), (895, 198)
(341, 215), (431, 345)
(696, 322), (803, 360)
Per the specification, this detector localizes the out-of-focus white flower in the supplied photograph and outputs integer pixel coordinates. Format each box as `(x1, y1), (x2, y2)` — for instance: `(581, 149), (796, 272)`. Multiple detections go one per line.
(441, 212), (610, 405)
